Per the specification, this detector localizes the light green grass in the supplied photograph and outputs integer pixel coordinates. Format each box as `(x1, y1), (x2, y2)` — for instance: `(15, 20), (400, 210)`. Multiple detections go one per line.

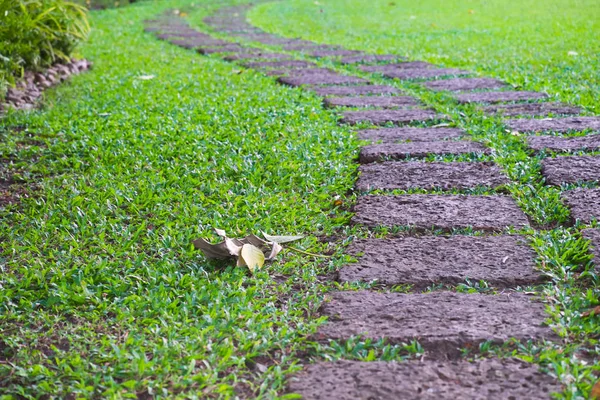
(250, 0), (600, 112)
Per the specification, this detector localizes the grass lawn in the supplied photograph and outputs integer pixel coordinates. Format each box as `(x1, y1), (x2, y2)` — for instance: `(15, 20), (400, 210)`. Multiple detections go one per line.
(0, 0), (599, 398)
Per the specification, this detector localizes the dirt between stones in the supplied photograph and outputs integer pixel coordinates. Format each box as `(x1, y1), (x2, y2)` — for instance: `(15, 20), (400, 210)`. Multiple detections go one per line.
(316, 291), (555, 357)
(527, 134), (600, 152)
(352, 194), (530, 231)
(541, 155), (600, 185)
(286, 359), (562, 400)
(341, 235), (545, 288)
(356, 161), (509, 190)
(323, 96), (420, 109)
(484, 102), (581, 117)
(309, 85), (401, 97)
(582, 229), (600, 270)
(423, 77), (507, 91)
(340, 109), (441, 125)
(383, 68), (470, 80)
(357, 127), (464, 143)
(359, 142), (488, 163)
(506, 116), (600, 133)
(454, 90), (549, 103)
(562, 188), (600, 223)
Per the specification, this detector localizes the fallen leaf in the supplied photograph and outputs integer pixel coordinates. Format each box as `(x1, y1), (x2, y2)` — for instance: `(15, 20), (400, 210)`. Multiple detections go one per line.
(137, 75), (155, 80)
(262, 232), (304, 244)
(581, 305), (600, 317)
(214, 228), (227, 237)
(568, 51), (578, 56)
(238, 244), (265, 272)
(591, 381), (600, 400)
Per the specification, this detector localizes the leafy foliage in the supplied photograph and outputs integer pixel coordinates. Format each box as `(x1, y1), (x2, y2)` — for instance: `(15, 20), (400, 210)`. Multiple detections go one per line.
(0, 0), (90, 94)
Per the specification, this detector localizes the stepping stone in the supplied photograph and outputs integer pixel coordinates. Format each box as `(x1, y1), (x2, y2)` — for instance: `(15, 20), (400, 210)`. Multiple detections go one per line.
(356, 161), (508, 190)
(352, 194), (529, 230)
(324, 96), (419, 109)
(282, 43), (330, 51)
(317, 291), (553, 354)
(341, 235), (543, 287)
(340, 109), (441, 125)
(542, 155), (600, 185)
(359, 61), (434, 72)
(563, 188), (600, 223)
(423, 77), (507, 92)
(358, 127), (464, 143)
(484, 102), (581, 117)
(286, 359), (561, 399)
(455, 91), (549, 104)
(243, 60), (315, 69)
(309, 85), (401, 97)
(506, 117), (600, 133)
(310, 49), (362, 57)
(528, 134), (600, 152)
(359, 142), (488, 163)
(383, 68), (470, 80)
(278, 73), (368, 87)
(340, 54), (401, 64)
(582, 229), (600, 269)
(197, 45), (248, 54)
(223, 52), (292, 61)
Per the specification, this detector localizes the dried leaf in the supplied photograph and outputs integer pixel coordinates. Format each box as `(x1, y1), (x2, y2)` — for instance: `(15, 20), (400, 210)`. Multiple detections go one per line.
(266, 241), (283, 260)
(193, 238), (233, 259)
(214, 228), (227, 237)
(239, 244), (265, 273)
(137, 75), (155, 80)
(581, 305), (600, 317)
(591, 381), (600, 400)
(262, 232), (304, 244)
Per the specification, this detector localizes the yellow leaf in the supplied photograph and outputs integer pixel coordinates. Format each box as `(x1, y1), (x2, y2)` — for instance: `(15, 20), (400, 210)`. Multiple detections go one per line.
(239, 244), (265, 273)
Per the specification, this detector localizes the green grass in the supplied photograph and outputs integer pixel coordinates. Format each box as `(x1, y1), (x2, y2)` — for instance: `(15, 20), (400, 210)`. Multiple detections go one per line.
(1, 0), (599, 398)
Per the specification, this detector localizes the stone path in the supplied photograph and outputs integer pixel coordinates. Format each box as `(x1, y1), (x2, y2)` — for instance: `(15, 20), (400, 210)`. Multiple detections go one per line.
(143, 6), (600, 397)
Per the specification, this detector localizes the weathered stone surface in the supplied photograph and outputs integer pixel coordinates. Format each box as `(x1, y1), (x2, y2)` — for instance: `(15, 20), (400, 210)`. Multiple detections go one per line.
(383, 68), (470, 80)
(310, 49), (362, 57)
(356, 161), (508, 190)
(359, 61), (434, 72)
(282, 43), (332, 51)
(527, 134), (600, 152)
(324, 96), (419, 109)
(484, 102), (581, 117)
(340, 54), (401, 64)
(341, 109), (441, 125)
(506, 117), (600, 133)
(563, 188), (600, 223)
(542, 156), (600, 185)
(352, 194), (529, 230)
(342, 235), (543, 288)
(223, 52), (292, 61)
(359, 142), (488, 163)
(309, 85), (401, 97)
(286, 359), (561, 400)
(197, 44), (247, 54)
(455, 91), (549, 103)
(357, 127), (464, 143)
(423, 77), (507, 91)
(582, 229), (600, 269)
(243, 60), (315, 69)
(317, 291), (553, 354)
(278, 73), (368, 86)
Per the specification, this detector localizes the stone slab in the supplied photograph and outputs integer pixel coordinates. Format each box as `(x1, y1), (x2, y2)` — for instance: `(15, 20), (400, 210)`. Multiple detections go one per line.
(282, 43), (331, 51)
(286, 359), (561, 400)
(309, 85), (401, 97)
(342, 235), (543, 288)
(506, 117), (600, 133)
(278, 73), (368, 87)
(356, 161), (508, 190)
(310, 49), (362, 57)
(542, 156), (600, 185)
(562, 188), (600, 223)
(359, 142), (488, 163)
(352, 194), (529, 230)
(359, 62), (434, 72)
(357, 127), (465, 143)
(341, 109), (441, 125)
(423, 77), (507, 92)
(243, 60), (315, 69)
(383, 68), (470, 80)
(340, 54), (401, 64)
(582, 229), (600, 269)
(223, 52), (292, 61)
(528, 134), (600, 152)
(324, 96), (419, 109)
(317, 291), (553, 354)
(197, 45), (248, 54)
(455, 91), (549, 103)
(484, 102), (581, 117)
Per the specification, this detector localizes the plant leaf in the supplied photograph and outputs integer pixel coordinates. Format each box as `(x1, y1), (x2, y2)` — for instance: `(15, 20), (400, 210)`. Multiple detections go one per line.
(261, 232), (304, 244)
(193, 238), (232, 259)
(266, 241), (283, 260)
(239, 244), (265, 273)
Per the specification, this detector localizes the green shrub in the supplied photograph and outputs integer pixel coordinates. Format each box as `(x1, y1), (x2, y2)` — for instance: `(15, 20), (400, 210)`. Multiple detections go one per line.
(0, 0), (90, 95)
(72, 0), (137, 10)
